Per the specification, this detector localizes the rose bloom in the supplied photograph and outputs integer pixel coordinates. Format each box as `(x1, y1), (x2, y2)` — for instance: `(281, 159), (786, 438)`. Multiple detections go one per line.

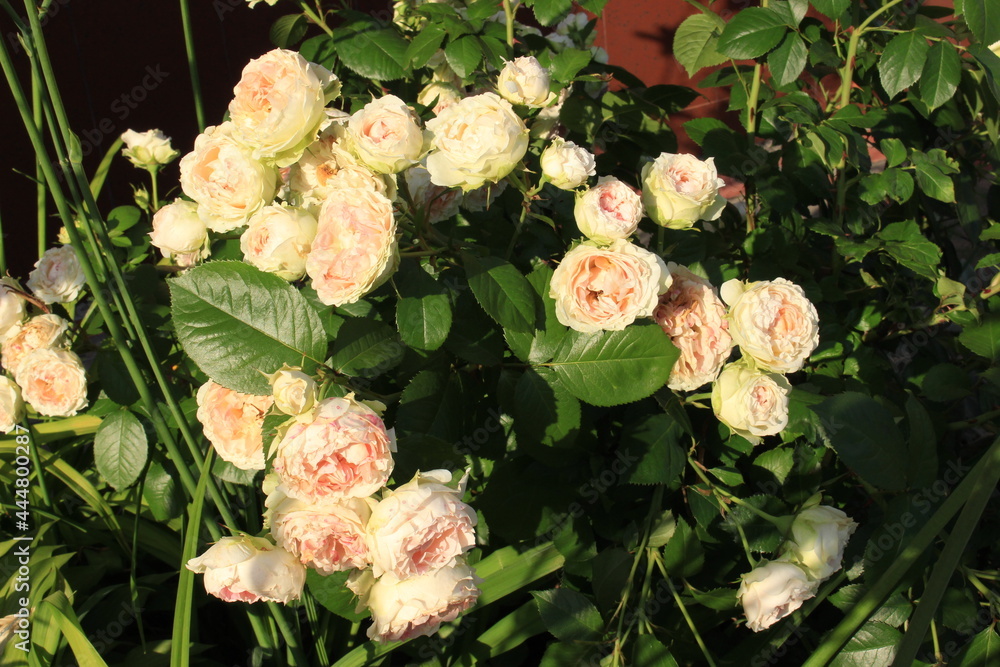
(721, 278), (820, 374)
(1, 314), (70, 381)
(549, 240), (670, 333)
(120, 129), (179, 170)
(574, 176), (643, 243)
(405, 165), (461, 224)
(497, 56), (551, 107)
(367, 469), (477, 579)
(186, 535), (305, 604)
(425, 92), (529, 191)
(739, 560), (818, 632)
(267, 366), (317, 416)
(641, 152), (725, 229)
(540, 138), (596, 190)
(0, 376), (25, 434)
(179, 122), (279, 232)
(347, 562), (481, 642)
(347, 95), (424, 174)
(228, 48), (339, 165)
(711, 362), (791, 444)
(240, 205), (318, 281)
(18, 348), (88, 417)
(783, 504), (858, 580)
(0, 278), (26, 341)
(196, 380), (274, 471)
(653, 263), (733, 392)
(266, 485), (375, 574)
(306, 188), (399, 307)
(417, 81), (462, 115)
(272, 396), (395, 503)
(27, 245), (85, 304)
(149, 199), (211, 268)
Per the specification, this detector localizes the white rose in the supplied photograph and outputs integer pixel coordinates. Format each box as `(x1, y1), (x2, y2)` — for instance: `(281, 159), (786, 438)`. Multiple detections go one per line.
(540, 138), (596, 190)
(186, 535), (305, 604)
(641, 152), (725, 229)
(0, 376), (25, 434)
(229, 48), (340, 166)
(574, 177), (643, 242)
(738, 561), (818, 632)
(27, 245), (85, 304)
(1, 314), (71, 381)
(711, 362), (791, 444)
(179, 122), (279, 232)
(555, 12), (590, 38)
(240, 205), (318, 281)
(347, 95), (425, 174)
(267, 366), (317, 416)
(425, 92), (529, 191)
(120, 129), (180, 170)
(404, 165), (461, 224)
(497, 56), (551, 107)
(18, 348), (88, 417)
(149, 199), (210, 267)
(783, 504), (858, 580)
(417, 81), (462, 115)
(0, 278), (27, 341)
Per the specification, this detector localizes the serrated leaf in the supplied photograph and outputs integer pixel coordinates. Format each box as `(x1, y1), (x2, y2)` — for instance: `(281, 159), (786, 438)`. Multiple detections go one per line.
(406, 24), (446, 67)
(505, 264), (568, 364)
(920, 42), (961, 110)
(880, 138), (907, 168)
(444, 36), (482, 79)
(620, 413), (685, 486)
(270, 14), (308, 48)
(395, 370), (464, 445)
(958, 312), (1000, 360)
(332, 21), (409, 81)
(532, 588), (603, 641)
(878, 220), (942, 281)
(904, 393), (938, 489)
(673, 13), (728, 78)
(395, 262), (452, 351)
(754, 447), (794, 484)
(94, 410), (147, 490)
(953, 626), (1000, 666)
(531, 0), (574, 26)
(142, 461), (181, 521)
(716, 8), (789, 60)
(631, 636), (679, 666)
(328, 318), (404, 378)
(549, 48), (593, 84)
(662, 517), (703, 577)
(830, 621), (902, 667)
(464, 253), (537, 333)
(307, 570), (368, 622)
(212, 458), (259, 486)
(811, 0), (850, 19)
(769, 31), (808, 87)
(913, 159), (955, 202)
(169, 262), (327, 395)
(721, 494), (787, 553)
(513, 368), (580, 449)
(963, 0), (1000, 46)
(879, 32), (930, 99)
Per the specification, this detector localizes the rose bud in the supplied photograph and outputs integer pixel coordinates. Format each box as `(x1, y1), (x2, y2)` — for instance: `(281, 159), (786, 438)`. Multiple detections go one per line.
(738, 560), (818, 632)
(149, 199), (211, 268)
(120, 129), (180, 171)
(186, 535), (305, 604)
(497, 56), (552, 107)
(711, 362), (791, 444)
(540, 138), (596, 190)
(641, 152), (725, 229)
(783, 503), (858, 580)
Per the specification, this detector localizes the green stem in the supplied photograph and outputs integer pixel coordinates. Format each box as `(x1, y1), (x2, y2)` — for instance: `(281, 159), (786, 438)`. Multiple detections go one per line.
(178, 0), (206, 131)
(268, 603), (308, 666)
(503, 0), (516, 49)
(33, 63), (45, 257)
(148, 168), (160, 212)
(298, 0), (335, 37)
(653, 553), (718, 667)
(837, 0), (909, 109)
(26, 421), (51, 506)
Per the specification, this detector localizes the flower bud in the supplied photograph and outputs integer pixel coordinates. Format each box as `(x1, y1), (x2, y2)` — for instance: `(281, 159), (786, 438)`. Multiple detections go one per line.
(540, 138), (595, 190)
(267, 366), (317, 416)
(121, 129), (180, 170)
(497, 57), (551, 107)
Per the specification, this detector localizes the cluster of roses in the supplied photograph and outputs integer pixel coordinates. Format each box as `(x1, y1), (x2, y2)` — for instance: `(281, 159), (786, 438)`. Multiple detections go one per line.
(187, 369), (480, 643)
(738, 498), (858, 632)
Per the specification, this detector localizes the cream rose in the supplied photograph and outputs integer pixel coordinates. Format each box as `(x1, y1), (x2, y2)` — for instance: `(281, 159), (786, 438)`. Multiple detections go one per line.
(1, 314), (71, 381)
(272, 396), (395, 503)
(739, 560), (818, 632)
(179, 122), (279, 232)
(240, 205), (318, 281)
(266, 485), (374, 574)
(405, 165), (461, 224)
(425, 92), (529, 191)
(711, 362), (791, 444)
(120, 129), (180, 170)
(228, 48), (339, 165)
(149, 199), (211, 267)
(27, 245), (85, 304)
(0, 376), (25, 434)
(721, 278), (820, 374)
(18, 348), (88, 417)
(347, 95), (424, 174)
(267, 366), (317, 416)
(196, 380), (274, 471)
(367, 470), (477, 579)
(549, 240), (670, 333)
(654, 264), (733, 391)
(783, 504), (858, 580)
(186, 535), (305, 604)
(417, 81), (462, 115)
(641, 152), (725, 229)
(306, 188), (399, 307)
(497, 56), (551, 107)
(574, 177), (643, 242)
(0, 278), (26, 341)
(540, 138), (596, 191)
(347, 563), (481, 642)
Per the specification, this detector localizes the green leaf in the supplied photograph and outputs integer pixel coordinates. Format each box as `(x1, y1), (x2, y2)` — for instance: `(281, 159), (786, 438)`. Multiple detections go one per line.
(143, 461), (182, 521)
(716, 7), (789, 60)
(332, 20), (409, 81)
(953, 626), (1000, 666)
(444, 36), (482, 79)
(169, 262), (327, 395)
(661, 517), (704, 577)
(913, 159), (956, 202)
(921, 363), (973, 402)
(769, 31), (808, 87)
(270, 14), (308, 48)
(904, 393), (938, 490)
(880, 138), (907, 168)
(513, 368), (580, 449)
(464, 253), (537, 333)
(673, 13), (728, 78)
(94, 410), (147, 490)
(919, 42), (961, 110)
(547, 324), (679, 407)
(531, 0), (574, 26)
(754, 447), (795, 485)
(531, 588), (604, 642)
(620, 413), (685, 486)
(505, 264), (567, 364)
(307, 570), (369, 622)
(879, 32), (930, 99)
(829, 621), (902, 667)
(811, 0), (850, 19)
(878, 220), (943, 281)
(883, 168), (915, 203)
(212, 457), (259, 486)
(550, 48), (593, 84)
(328, 318), (404, 378)
(395, 262), (452, 351)
(958, 312), (1000, 360)
(810, 393), (908, 492)
(963, 0), (1000, 45)
(396, 370), (465, 446)
(406, 24), (446, 67)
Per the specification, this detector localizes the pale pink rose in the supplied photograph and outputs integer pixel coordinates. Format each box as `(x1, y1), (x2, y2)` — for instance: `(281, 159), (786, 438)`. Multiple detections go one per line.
(739, 561), (817, 632)
(540, 138), (595, 190)
(240, 205), (318, 281)
(186, 535), (305, 604)
(654, 264), (733, 392)
(404, 165), (461, 224)
(641, 152), (725, 229)
(27, 245), (85, 304)
(574, 176), (643, 243)
(196, 380), (274, 471)
(549, 240), (671, 333)
(711, 362), (791, 444)
(417, 81), (462, 115)
(0, 376), (25, 434)
(305, 188), (399, 307)
(347, 562), (481, 642)
(1, 314), (70, 381)
(266, 485), (374, 574)
(229, 48), (340, 165)
(0, 278), (27, 341)
(18, 348), (88, 417)
(149, 199), (210, 267)
(367, 470), (477, 579)
(347, 95), (425, 174)
(272, 396), (395, 503)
